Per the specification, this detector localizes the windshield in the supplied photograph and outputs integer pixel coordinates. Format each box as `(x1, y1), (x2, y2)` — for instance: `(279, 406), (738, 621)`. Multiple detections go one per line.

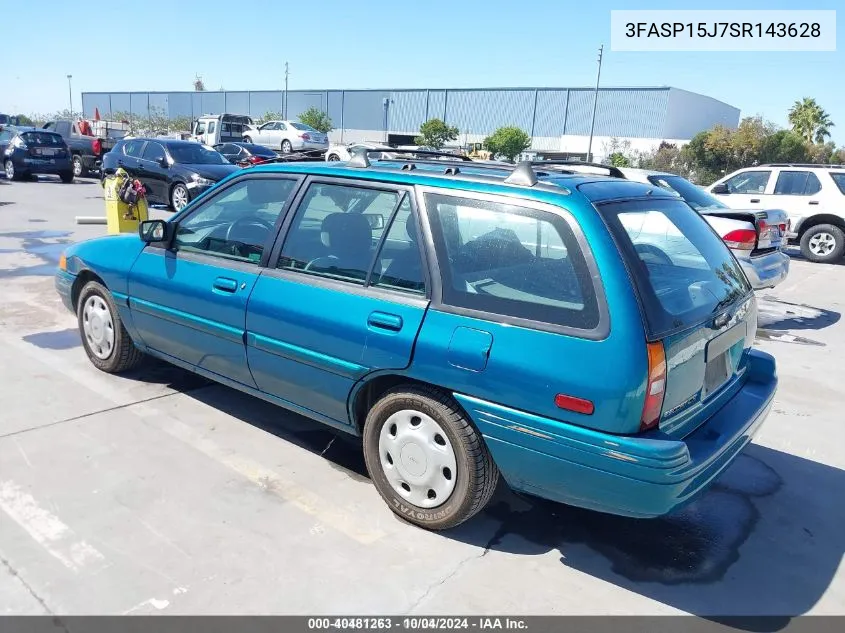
(168, 143), (228, 165)
(601, 198), (750, 338)
(22, 132), (64, 146)
(647, 175), (728, 211)
(290, 123), (317, 132)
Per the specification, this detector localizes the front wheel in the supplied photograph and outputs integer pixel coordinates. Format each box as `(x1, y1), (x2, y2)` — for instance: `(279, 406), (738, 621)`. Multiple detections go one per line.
(77, 281), (144, 373)
(170, 183), (190, 211)
(72, 155), (85, 178)
(362, 385), (499, 530)
(800, 224), (845, 263)
(281, 140), (292, 154)
(5, 159), (22, 181)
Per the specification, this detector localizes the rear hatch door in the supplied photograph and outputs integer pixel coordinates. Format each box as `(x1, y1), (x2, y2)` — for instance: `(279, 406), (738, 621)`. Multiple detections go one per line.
(598, 196), (757, 439)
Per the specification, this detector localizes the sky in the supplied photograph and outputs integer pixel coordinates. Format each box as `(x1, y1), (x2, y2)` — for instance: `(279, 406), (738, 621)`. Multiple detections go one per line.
(0, 0), (841, 142)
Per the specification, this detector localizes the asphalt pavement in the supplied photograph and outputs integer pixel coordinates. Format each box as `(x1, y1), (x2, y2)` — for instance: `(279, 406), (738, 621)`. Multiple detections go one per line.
(0, 174), (842, 619)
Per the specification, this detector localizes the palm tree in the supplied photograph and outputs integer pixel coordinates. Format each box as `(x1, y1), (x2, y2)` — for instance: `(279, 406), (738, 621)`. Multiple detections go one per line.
(788, 98), (835, 144)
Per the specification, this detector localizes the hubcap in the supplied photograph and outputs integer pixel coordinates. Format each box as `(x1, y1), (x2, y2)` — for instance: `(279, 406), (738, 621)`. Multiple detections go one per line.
(5, 161), (13, 179)
(378, 409), (458, 509)
(173, 186), (188, 210)
(82, 295), (115, 359)
(809, 232), (836, 257)
(282, 142), (291, 153)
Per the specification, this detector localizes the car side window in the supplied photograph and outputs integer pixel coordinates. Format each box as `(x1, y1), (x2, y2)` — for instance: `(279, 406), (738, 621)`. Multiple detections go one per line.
(774, 171), (821, 196)
(172, 178), (297, 264)
(142, 142), (166, 163)
(724, 170), (771, 194)
(208, 121), (216, 134)
(195, 122), (206, 135)
(372, 196), (426, 294)
(277, 182), (399, 285)
(830, 173), (845, 195)
(123, 140), (146, 157)
(278, 123), (287, 131)
(424, 192), (599, 330)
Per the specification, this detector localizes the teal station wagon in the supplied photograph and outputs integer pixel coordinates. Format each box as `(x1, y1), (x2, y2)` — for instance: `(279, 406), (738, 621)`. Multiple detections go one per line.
(55, 150), (777, 530)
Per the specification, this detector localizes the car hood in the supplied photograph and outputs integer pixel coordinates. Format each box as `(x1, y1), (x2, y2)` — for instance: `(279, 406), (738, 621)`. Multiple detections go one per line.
(181, 163), (240, 180)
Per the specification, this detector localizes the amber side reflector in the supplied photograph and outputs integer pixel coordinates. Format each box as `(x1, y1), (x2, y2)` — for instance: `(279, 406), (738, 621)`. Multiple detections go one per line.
(555, 393), (595, 415)
(58, 253), (67, 271)
(640, 341), (667, 432)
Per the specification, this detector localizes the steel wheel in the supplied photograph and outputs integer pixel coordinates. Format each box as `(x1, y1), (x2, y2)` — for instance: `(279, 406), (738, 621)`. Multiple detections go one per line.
(82, 295), (115, 360)
(808, 232), (836, 257)
(171, 184), (189, 211)
(378, 409), (458, 509)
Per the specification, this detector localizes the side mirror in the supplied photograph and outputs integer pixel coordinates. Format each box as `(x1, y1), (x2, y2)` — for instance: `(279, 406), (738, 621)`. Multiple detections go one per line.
(711, 182), (729, 195)
(159, 157), (170, 168)
(363, 213), (385, 230)
(139, 220), (168, 243)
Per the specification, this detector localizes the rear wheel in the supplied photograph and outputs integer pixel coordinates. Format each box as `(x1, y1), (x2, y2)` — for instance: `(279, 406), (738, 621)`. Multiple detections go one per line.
(362, 385), (499, 530)
(327, 154), (340, 161)
(800, 224), (845, 263)
(72, 155), (85, 178)
(243, 136), (253, 144)
(77, 281), (144, 373)
(281, 139), (292, 154)
(170, 183), (190, 211)
(60, 171), (74, 184)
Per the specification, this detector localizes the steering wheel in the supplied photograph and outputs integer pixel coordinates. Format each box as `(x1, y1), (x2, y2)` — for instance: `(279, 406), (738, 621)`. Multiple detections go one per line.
(225, 216), (274, 258)
(305, 255), (339, 271)
(635, 243), (673, 266)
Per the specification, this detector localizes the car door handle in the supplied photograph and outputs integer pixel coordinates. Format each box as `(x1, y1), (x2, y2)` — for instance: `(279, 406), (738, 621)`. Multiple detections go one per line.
(212, 277), (238, 293)
(367, 312), (403, 332)
(750, 198), (760, 203)
(809, 201), (819, 205)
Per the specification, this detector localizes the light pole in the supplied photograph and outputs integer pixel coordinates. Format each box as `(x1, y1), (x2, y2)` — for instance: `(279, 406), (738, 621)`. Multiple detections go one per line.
(66, 74), (73, 116)
(283, 62), (289, 119)
(586, 45), (603, 163)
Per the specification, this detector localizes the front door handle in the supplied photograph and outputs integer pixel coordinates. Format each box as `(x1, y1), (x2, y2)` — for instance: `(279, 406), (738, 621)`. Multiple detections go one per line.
(809, 200), (819, 205)
(750, 198), (760, 203)
(212, 277), (238, 293)
(367, 311), (403, 332)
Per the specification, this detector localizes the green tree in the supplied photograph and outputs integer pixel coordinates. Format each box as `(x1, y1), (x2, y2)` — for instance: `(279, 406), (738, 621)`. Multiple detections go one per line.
(14, 114), (34, 126)
(298, 106), (333, 133)
(608, 152), (631, 167)
(788, 97), (834, 144)
(415, 118), (459, 149)
(759, 130), (811, 164)
(256, 111), (283, 125)
(483, 126), (532, 162)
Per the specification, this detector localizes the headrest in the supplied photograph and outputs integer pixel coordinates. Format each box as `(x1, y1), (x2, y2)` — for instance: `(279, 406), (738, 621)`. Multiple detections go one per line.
(321, 213), (372, 250)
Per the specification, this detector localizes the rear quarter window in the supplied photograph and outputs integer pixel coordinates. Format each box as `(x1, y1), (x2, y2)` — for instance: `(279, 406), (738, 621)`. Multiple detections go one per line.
(830, 172), (845, 194)
(424, 192), (602, 333)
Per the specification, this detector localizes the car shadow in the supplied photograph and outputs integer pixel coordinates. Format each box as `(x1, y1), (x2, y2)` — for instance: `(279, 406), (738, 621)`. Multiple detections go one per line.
(785, 246), (845, 267)
(756, 297), (840, 331)
(167, 376), (842, 625)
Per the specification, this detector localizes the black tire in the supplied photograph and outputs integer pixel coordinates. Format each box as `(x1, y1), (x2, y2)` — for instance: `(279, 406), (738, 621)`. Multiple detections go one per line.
(799, 224), (845, 263)
(362, 385), (499, 530)
(72, 155), (86, 178)
(77, 281), (144, 373)
(281, 139), (292, 154)
(60, 171), (74, 184)
(327, 154), (340, 161)
(243, 136), (253, 144)
(5, 159), (22, 181)
(170, 182), (190, 211)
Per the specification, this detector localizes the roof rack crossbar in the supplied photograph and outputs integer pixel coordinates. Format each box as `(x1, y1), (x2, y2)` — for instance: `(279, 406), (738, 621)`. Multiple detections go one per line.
(367, 148), (474, 162)
(347, 147), (371, 168)
(530, 160), (625, 179)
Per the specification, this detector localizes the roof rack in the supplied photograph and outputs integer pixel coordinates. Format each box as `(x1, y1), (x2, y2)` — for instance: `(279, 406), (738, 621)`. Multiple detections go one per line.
(760, 163), (845, 168)
(531, 160), (626, 179)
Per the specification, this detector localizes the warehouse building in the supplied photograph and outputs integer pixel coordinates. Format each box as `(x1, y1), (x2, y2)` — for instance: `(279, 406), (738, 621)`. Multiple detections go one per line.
(81, 86), (739, 160)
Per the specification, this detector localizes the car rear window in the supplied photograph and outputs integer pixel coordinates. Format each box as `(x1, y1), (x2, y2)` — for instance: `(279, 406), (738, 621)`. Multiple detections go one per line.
(21, 132), (63, 146)
(600, 198), (751, 338)
(290, 123), (317, 132)
(425, 192), (601, 332)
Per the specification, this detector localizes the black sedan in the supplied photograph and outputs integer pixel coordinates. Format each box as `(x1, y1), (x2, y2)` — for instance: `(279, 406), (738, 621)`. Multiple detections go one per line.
(1, 127), (74, 182)
(213, 142), (278, 167)
(102, 139), (239, 211)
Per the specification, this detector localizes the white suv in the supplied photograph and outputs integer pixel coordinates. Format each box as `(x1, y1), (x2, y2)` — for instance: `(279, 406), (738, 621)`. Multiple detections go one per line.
(708, 164), (845, 263)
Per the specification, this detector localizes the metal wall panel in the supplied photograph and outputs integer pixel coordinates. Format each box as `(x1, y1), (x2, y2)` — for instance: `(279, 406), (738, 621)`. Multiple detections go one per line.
(342, 91), (390, 131)
(225, 91), (250, 116)
(249, 91), (283, 118)
(533, 90), (568, 138)
(565, 88), (668, 137)
(389, 91), (427, 133)
(199, 92), (225, 115)
(286, 92), (325, 121)
(167, 92), (193, 119)
(129, 93), (149, 117)
(148, 93), (169, 117)
(82, 93), (112, 118)
(110, 94), (131, 115)
(327, 91), (343, 130)
(427, 91), (446, 121)
(446, 90), (534, 137)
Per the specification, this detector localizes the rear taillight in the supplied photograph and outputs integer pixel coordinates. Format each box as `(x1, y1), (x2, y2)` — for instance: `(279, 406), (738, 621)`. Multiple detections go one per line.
(640, 341), (666, 432)
(300, 133), (311, 141)
(722, 228), (756, 250)
(92, 139), (102, 155)
(248, 155), (265, 164)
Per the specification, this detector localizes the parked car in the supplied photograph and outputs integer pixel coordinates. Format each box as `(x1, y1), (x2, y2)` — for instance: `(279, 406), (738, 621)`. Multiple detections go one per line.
(242, 120), (329, 154)
(55, 155), (776, 530)
(192, 113), (255, 146)
(325, 141), (393, 162)
(707, 164), (845, 263)
(2, 128), (74, 182)
(214, 142), (279, 167)
(42, 119), (115, 178)
(101, 138), (238, 211)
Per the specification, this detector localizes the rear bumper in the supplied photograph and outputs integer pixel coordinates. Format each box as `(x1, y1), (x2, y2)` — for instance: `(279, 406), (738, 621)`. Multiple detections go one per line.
(737, 250), (790, 290)
(20, 157), (73, 173)
(454, 349), (777, 518)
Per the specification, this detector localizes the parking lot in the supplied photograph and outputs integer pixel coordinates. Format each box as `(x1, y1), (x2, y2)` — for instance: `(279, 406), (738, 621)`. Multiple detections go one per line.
(0, 175), (843, 618)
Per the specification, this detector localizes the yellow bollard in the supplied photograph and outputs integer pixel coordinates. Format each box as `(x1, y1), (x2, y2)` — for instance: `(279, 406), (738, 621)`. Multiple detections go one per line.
(103, 169), (149, 235)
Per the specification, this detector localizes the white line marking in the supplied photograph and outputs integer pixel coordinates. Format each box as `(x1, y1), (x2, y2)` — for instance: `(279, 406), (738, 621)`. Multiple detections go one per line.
(13, 439), (33, 468)
(0, 481), (106, 572)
